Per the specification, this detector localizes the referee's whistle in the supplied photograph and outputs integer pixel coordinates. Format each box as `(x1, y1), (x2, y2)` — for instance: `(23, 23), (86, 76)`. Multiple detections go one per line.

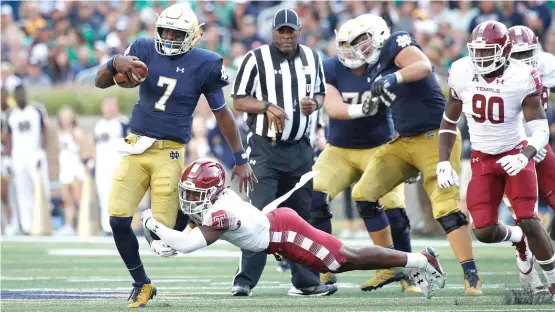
(271, 124), (278, 147)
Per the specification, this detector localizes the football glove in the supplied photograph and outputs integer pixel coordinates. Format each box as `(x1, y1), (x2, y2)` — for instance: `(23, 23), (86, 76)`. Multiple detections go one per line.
(150, 240), (178, 258)
(497, 153), (528, 176)
(405, 172), (422, 184)
(436, 161), (459, 188)
(534, 148), (547, 163)
(371, 73), (397, 96)
(362, 96), (380, 116)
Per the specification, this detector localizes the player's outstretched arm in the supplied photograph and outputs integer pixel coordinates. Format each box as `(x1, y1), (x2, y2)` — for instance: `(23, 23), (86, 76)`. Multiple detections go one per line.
(438, 90), (462, 162)
(323, 84), (366, 120)
(142, 210), (224, 254)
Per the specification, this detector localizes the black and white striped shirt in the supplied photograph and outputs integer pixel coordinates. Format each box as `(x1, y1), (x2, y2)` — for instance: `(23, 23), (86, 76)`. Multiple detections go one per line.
(231, 43), (326, 141)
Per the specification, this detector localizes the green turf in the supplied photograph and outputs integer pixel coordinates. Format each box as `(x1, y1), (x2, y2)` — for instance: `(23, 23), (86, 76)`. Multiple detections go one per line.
(1, 237), (553, 312)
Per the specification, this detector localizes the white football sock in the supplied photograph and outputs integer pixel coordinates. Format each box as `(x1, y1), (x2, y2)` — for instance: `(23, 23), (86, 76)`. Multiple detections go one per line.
(502, 224), (523, 243)
(405, 253), (428, 269)
(538, 254), (555, 284)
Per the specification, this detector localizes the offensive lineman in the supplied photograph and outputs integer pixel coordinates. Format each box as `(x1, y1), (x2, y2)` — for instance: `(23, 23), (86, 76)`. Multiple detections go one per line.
(142, 159), (447, 300)
(438, 21), (555, 303)
(349, 14), (482, 295)
(313, 18), (419, 293)
(95, 4), (255, 308)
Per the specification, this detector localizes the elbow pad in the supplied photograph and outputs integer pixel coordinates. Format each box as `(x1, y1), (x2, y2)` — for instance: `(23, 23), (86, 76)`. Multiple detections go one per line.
(526, 119), (549, 152)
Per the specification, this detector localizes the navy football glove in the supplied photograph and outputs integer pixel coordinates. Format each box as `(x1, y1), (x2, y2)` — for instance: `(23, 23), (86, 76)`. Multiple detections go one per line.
(371, 73), (397, 96)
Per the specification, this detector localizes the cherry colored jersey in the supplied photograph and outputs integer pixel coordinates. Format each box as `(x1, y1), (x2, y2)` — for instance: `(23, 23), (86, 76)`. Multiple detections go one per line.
(449, 57), (543, 155)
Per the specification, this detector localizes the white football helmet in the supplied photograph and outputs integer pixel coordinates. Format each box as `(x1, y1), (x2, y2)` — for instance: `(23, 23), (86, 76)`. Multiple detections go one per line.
(350, 14), (390, 66)
(335, 19), (365, 69)
(155, 4), (204, 56)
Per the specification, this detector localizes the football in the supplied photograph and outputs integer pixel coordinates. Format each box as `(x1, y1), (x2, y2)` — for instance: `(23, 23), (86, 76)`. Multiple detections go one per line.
(113, 60), (148, 88)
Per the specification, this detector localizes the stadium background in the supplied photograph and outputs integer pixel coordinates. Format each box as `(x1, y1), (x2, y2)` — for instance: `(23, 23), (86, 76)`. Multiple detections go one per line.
(1, 0), (555, 235)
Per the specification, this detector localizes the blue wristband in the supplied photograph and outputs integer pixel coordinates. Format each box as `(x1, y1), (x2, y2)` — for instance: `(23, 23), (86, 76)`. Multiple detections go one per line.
(234, 150), (248, 165)
(107, 55), (119, 74)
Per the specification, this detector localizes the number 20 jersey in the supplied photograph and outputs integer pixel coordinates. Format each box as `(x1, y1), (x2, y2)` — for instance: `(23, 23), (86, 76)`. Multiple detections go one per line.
(124, 38), (229, 144)
(448, 57), (543, 155)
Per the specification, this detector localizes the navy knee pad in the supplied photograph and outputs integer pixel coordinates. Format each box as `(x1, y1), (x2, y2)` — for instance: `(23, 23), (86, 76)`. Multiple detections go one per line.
(437, 211), (469, 234)
(110, 216), (133, 233)
(357, 201), (389, 232)
(385, 208), (411, 237)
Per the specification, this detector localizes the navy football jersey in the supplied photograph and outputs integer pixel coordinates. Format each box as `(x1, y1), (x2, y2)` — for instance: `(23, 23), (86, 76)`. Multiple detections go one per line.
(124, 38), (229, 143)
(323, 57), (394, 149)
(370, 31), (445, 137)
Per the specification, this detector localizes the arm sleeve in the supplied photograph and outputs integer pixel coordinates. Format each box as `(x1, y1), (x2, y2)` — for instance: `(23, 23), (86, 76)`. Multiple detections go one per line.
(525, 69), (544, 98)
(447, 63), (462, 100)
(314, 52), (327, 95)
(148, 220), (208, 254)
(201, 59), (230, 96)
(383, 31), (420, 66)
(123, 40), (141, 59)
(230, 52), (258, 99)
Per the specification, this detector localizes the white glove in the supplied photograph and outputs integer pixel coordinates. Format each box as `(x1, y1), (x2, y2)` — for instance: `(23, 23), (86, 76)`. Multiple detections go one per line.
(497, 153), (528, 176)
(405, 172), (421, 184)
(141, 209), (156, 232)
(150, 240), (178, 257)
(534, 148), (547, 163)
(436, 161), (459, 188)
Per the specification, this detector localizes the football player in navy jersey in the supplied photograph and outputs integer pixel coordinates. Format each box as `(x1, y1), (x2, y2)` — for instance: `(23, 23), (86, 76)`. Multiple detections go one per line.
(95, 4), (255, 308)
(349, 14), (482, 296)
(312, 19), (420, 294)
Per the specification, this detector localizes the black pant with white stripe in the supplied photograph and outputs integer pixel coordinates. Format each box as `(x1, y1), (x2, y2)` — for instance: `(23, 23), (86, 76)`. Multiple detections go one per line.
(233, 134), (321, 289)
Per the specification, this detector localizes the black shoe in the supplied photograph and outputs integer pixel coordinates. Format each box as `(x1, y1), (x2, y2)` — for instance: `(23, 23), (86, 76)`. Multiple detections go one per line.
(231, 285), (252, 296)
(287, 284), (338, 297)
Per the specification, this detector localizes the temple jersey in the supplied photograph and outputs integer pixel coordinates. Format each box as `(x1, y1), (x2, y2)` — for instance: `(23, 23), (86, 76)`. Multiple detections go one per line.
(201, 190), (270, 252)
(449, 57), (543, 155)
(537, 51), (555, 111)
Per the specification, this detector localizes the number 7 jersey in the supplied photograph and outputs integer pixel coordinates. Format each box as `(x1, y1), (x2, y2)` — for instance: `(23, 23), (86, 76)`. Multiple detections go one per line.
(124, 38), (229, 144)
(448, 57), (543, 155)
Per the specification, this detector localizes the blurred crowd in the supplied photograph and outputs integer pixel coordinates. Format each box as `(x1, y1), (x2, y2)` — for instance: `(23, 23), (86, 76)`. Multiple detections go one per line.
(1, 0), (554, 89)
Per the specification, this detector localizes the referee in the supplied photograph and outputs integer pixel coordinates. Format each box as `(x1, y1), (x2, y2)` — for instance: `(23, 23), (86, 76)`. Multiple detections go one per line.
(231, 8), (336, 297)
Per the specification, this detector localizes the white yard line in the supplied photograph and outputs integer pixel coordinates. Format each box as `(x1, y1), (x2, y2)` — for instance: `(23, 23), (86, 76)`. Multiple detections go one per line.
(1, 236), (514, 248)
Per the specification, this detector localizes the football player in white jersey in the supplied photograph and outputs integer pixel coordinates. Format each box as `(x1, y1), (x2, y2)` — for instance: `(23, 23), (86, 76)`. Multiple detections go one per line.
(55, 106), (85, 236)
(502, 25), (555, 295)
(141, 159), (446, 300)
(93, 97), (128, 235)
(5, 84), (50, 234)
(438, 21), (555, 303)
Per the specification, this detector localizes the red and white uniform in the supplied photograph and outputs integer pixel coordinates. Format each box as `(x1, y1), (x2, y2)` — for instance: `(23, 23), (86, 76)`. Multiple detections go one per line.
(202, 189), (346, 272)
(449, 57), (543, 228)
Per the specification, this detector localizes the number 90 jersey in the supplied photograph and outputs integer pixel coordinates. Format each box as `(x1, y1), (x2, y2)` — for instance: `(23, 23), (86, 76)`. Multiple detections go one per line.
(448, 57), (543, 155)
(323, 57), (394, 149)
(125, 38), (229, 144)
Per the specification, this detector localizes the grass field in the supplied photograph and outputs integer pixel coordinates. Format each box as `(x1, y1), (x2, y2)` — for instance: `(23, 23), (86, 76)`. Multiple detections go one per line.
(1, 236), (553, 312)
